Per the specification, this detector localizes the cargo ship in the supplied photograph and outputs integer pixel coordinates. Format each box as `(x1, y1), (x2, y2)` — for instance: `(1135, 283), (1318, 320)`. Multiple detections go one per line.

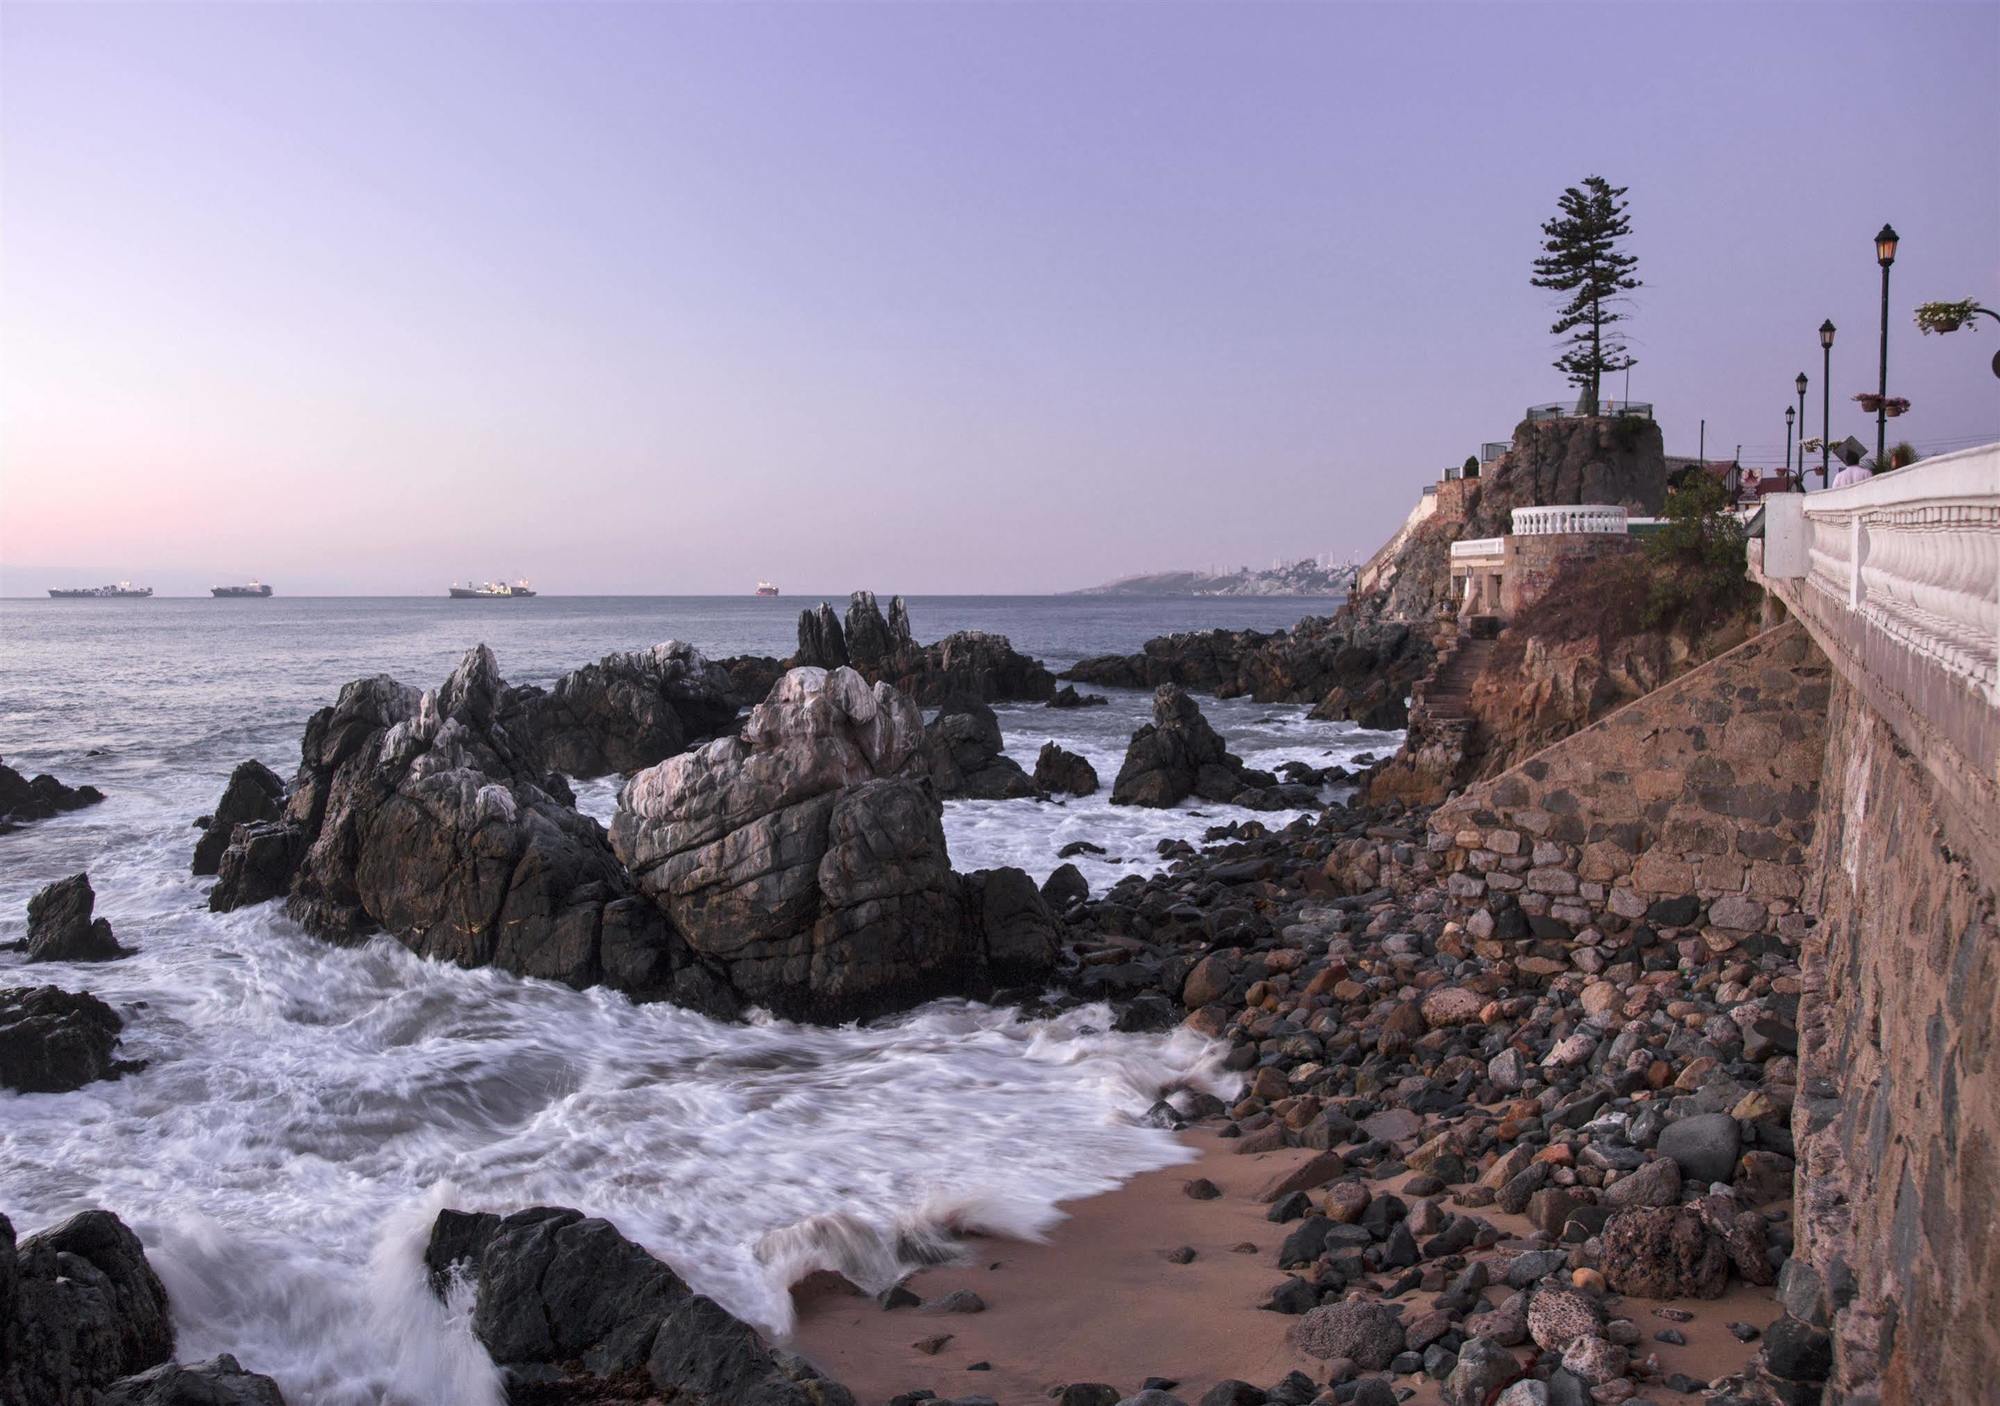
(211, 580), (274, 598)
(49, 582), (152, 599)
(449, 579), (537, 598)
(755, 580), (780, 597)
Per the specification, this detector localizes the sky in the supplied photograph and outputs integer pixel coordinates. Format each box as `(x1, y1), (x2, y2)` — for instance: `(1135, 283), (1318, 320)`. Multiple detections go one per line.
(2, 2), (1996, 597)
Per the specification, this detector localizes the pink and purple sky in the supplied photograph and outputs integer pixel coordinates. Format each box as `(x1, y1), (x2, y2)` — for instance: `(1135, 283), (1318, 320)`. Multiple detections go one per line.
(2, 2), (1996, 596)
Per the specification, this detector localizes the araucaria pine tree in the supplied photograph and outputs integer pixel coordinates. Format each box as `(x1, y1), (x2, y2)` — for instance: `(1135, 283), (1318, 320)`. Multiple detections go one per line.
(1531, 175), (1642, 414)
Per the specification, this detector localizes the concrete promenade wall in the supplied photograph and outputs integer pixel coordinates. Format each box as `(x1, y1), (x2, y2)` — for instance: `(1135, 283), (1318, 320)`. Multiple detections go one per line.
(1429, 621), (1830, 944)
(1790, 673), (2000, 1403)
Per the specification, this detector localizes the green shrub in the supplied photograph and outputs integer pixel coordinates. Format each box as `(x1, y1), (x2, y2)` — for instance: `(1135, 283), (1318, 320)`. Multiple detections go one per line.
(1640, 471), (1757, 631)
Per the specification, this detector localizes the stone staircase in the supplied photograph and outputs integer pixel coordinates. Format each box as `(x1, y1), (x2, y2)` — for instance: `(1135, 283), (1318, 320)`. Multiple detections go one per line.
(1418, 635), (1496, 723)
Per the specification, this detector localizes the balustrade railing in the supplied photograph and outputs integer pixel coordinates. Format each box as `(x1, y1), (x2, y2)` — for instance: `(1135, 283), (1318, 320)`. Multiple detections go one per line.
(1770, 446), (2000, 702)
(1449, 537), (1505, 561)
(1510, 504), (1629, 536)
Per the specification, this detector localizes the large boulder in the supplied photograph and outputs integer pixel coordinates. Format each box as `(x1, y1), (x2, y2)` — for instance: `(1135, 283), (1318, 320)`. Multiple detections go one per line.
(0, 986), (143, 1093)
(191, 761), (285, 877)
(1292, 1297), (1406, 1369)
(208, 822), (306, 913)
(612, 667), (1056, 1022)
(907, 695), (1035, 800)
(0, 1210), (174, 1404)
(99, 1355), (287, 1406)
(0, 758), (104, 833)
(1599, 1206), (1729, 1299)
(1110, 686), (1278, 808)
(423, 1206), (853, 1406)
(281, 646), (735, 1016)
(24, 874), (127, 962)
(1033, 741), (1099, 797)
(497, 641), (739, 779)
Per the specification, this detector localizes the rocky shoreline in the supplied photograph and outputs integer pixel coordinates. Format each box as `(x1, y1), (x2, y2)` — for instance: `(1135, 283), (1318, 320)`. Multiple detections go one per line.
(2, 579), (1817, 1406)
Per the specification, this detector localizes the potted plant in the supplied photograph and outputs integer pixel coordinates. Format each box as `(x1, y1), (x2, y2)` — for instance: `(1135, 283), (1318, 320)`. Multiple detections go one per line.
(1883, 396), (1911, 418)
(1854, 392), (1885, 413)
(1915, 299), (1989, 335)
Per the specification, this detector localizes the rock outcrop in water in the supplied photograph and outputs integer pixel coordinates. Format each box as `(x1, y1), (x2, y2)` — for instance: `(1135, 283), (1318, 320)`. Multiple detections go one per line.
(1109, 687), (1312, 812)
(0, 985), (144, 1092)
(24, 873), (128, 962)
(424, 1206), (854, 1406)
(192, 761), (288, 877)
(0, 1209), (287, 1406)
(1033, 741), (1099, 797)
(613, 666), (1057, 1022)
(497, 641), (740, 780)
(278, 645), (738, 1017)
(905, 695), (1035, 800)
(0, 758), (105, 833)
(793, 591), (1056, 705)
(1064, 614), (1429, 729)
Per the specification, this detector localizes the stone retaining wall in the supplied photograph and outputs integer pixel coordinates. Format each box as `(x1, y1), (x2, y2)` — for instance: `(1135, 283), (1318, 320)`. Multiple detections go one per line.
(1428, 622), (1830, 946)
(1790, 672), (2000, 1404)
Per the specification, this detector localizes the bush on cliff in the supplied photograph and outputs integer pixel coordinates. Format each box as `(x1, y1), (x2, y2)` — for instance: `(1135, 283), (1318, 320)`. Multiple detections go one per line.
(1639, 471), (1757, 633)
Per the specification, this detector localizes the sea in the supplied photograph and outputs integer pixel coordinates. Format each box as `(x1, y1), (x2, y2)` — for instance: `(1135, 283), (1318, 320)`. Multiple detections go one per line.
(0, 594), (1400, 1404)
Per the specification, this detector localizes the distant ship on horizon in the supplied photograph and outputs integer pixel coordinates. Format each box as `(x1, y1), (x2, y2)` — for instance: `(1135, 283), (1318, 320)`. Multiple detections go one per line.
(449, 579), (537, 598)
(755, 580), (780, 597)
(212, 580), (274, 598)
(49, 581), (152, 599)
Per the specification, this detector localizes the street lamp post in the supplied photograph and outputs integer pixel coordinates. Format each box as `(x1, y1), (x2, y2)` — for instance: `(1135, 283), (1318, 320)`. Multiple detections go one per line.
(1785, 405), (1796, 487)
(1794, 372), (1809, 491)
(1874, 224), (1899, 469)
(1819, 320), (1836, 487)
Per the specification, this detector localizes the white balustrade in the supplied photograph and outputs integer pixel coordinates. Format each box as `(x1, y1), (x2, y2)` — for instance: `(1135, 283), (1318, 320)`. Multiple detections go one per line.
(1791, 448), (2000, 702)
(1510, 504), (1629, 535)
(1449, 537), (1505, 561)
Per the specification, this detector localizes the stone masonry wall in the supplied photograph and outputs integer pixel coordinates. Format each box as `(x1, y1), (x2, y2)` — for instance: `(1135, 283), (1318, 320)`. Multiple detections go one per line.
(1498, 532), (1639, 619)
(1789, 672), (2000, 1405)
(1428, 622), (1830, 950)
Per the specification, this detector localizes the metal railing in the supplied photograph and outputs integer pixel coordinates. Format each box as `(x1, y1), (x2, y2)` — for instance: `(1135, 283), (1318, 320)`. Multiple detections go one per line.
(1524, 400), (1654, 422)
(1511, 504), (1629, 536)
(1480, 442), (1510, 463)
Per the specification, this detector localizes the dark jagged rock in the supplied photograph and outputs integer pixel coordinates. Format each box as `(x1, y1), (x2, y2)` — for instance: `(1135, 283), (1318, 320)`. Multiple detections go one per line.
(908, 696), (1036, 800)
(192, 761), (286, 877)
(796, 602), (850, 669)
(0, 986), (142, 1092)
(100, 1355), (288, 1406)
(717, 655), (788, 708)
(1047, 685), (1109, 709)
(0, 757), (105, 833)
(1039, 862), (1089, 911)
(423, 1206), (854, 1406)
(613, 667), (1056, 1023)
(1460, 415), (1668, 539)
(1033, 742), (1099, 797)
(209, 822), (306, 913)
(281, 645), (736, 1017)
(1065, 614), (1430, 729)
(794, 592), (1055, 704)
(1600, 1206), (1729, 1299)
(0, 1209), (174, 1404)
(1110, 686), (1281, 809)
(497, 641), (739, 779)
(24, 873), (127, 962)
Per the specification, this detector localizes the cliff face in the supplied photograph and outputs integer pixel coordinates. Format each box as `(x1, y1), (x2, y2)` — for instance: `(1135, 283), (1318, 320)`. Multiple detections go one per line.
(1463, 415), (1668, 538)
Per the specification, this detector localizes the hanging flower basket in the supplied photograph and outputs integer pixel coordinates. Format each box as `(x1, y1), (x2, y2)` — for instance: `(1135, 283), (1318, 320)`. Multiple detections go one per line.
(1854, 392), (1884, 413)
(1915, 299), (1981, 335)
(1883, 397), (1911, 418)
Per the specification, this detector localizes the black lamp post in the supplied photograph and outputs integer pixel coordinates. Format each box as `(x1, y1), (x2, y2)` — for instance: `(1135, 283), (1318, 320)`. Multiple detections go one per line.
(1819, 320), (1836, 487)
(1874, 224), (1899, 469)
(1785, 405), (1796, 485)
(1794, 373), (1809, 491)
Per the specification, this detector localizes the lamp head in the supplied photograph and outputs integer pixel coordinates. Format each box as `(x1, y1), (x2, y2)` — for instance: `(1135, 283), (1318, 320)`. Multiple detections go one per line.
(1875, 224), (1900, 266)
(1820, 319), (1837, 349)
(1785, 406), (1796, 426)
(1796, 372), (1809, 396)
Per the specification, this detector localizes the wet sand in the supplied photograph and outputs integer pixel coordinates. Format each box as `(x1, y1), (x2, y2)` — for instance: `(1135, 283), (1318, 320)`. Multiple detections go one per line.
(789, 1130), (1779, 1406)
